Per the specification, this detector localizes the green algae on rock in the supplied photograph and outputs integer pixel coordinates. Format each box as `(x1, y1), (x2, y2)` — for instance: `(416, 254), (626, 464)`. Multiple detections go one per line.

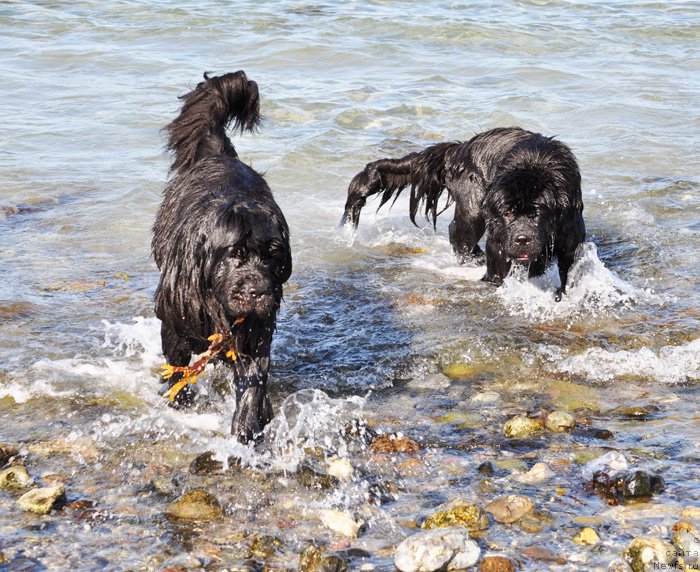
(421, 500), (490, 532)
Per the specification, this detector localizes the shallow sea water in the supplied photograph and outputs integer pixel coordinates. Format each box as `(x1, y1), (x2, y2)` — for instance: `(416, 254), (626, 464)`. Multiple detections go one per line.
(1, 1), (699, 570)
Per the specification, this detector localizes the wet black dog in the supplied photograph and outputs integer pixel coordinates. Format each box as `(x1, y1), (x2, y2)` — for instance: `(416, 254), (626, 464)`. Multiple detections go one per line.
(341, 127), (585, 300)
(152, 72), (291, 442)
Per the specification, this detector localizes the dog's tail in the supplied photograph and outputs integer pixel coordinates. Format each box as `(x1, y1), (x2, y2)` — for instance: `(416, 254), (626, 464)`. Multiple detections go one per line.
(165, 71), (261, 173)
(341, 142), (461, 229)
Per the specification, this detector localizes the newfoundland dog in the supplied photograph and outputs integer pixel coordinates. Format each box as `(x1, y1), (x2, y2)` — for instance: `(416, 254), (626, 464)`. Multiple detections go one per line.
(341, 127), (585, 300)
(152, 72), (292, 443)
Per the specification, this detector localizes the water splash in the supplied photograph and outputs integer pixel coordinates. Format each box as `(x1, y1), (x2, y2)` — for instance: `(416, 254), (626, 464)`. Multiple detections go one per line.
(541, 337), (700, 384)
(495, 242), (661, 321)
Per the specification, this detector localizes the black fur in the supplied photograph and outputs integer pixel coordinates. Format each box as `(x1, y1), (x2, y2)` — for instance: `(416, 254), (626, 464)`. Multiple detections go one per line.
(341, 127), (585, 300)
(153, 72), (291, 442)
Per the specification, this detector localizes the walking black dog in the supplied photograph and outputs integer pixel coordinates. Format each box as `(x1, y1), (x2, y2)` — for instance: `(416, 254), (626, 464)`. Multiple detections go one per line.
(341, 127), (585, 300)
(153, 72), (291, 442)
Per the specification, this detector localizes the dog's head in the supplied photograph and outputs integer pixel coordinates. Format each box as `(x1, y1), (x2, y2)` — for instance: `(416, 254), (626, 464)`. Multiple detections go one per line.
(485, 165), (560, 265)
(202, 206), (291, 330)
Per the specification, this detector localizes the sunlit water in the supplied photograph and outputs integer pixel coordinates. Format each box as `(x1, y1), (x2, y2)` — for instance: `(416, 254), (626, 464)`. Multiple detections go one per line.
(1, 1), (699, 570)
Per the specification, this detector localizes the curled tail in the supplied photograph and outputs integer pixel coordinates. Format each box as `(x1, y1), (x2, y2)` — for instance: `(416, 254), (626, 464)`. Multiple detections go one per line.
(165, 71), (261, 174)
(341, 142), (461, 229)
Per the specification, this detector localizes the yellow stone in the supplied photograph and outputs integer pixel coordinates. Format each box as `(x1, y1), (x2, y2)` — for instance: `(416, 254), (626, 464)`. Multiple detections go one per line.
(573, 527), (601, 545)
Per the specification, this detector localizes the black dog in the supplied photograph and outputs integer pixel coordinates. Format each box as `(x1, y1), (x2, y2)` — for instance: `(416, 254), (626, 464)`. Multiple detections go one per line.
(152, 72), (292, 442)
(341, 127), (585, 300)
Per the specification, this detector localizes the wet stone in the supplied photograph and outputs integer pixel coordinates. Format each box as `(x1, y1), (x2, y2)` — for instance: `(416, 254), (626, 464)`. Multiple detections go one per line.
(296, 462), (339, 490)
(503, 416), (544, 438)
(477, 461), (495, 476)
(672, 524), (700, 567)
(0, 444), (19, 468)
(17, 485), (66, 515)
(370, 433), (420, 454)
(0, 466), (33, 490)
(157, 553), (207, 571)
(249, 534), (283, 559)
(517, 510), (555, 533)
(479, 556), (516, 572)
(485, 494), (535, 524)
(607, 558), (633, 572)
(421, 500), (489, 532)
(189, 451), (224, 475)
(613, 406), (653, 419)
(622, 536), (676, 572)
(545, 410), (576, 432)
(573, 527), (601, 545)
(621, 471), (665, 499)
(394, 527), (480, 572)
(326, 458), (354, 482)
(165, 489), (223, 521)
(320, 509), (365, 538)
(299, 545), (348, 572)
(582, 428), (615, 440)
(514, 462), (555, 484)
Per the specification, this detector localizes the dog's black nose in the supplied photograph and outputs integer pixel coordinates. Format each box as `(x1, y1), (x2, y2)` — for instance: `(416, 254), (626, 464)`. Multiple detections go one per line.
(514, 235), (530, 246)
(244, 283), (272, 299)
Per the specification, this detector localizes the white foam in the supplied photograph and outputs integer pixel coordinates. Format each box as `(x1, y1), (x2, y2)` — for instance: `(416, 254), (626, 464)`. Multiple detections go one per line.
(495, 242), (662, 321)
(543, 338), (700, 384)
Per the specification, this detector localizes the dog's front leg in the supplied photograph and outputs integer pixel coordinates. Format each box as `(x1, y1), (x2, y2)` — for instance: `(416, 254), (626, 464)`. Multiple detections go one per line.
(448, 204), (485, 263)
(230, 356), (273, 443)
(160, 324), (197, 408)
(482, 239), (510, 285)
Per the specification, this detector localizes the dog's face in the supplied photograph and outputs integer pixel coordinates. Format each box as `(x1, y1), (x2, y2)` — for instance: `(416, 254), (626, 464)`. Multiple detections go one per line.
(485, 169), (559, 269)
(490, 208), (555, 265)
(210, 236), (290, 322)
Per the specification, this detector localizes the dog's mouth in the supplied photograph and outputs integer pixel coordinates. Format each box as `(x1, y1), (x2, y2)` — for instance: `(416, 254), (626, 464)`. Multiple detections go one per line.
(515, 253), (531, 263)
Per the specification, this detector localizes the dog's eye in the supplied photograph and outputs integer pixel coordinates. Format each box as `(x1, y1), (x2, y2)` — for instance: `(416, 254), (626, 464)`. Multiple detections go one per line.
(229, 246), (246, 260)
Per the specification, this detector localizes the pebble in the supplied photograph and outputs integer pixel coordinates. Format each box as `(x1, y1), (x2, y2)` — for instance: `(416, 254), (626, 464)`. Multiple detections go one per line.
(470, 391), (502, 406)
(394, 527), (480, 572)
(502, 416), (544, 438)
(370, 433), (420, 454)
(621, 471), (665, 498)
(0, 444), (19, 467)
(672, 523), (700, 567)
(326, 458), (354, 482)
(514, 462), (555, 484)
(296, 462), (339, 489)
(476, 461), (495, 476)
(189, 451), (224, 475)
(17, 485), (66, 515)
(421, 500), (489, 532)
(573, 527), (601, 545)
(607, 558), (633, 572)
(157, 553), (206, 571)
(545, 410), (576, 432)
(319, 509), (365, 538)
(622, 536), (676, 572)
(485, 494), (535, 524)
(0, 466), (33, 490)
(479, 556), (516, 572)
(299, 545), (348, 572)
(164, 489), (223, 521)
(680, 507), (700, 522)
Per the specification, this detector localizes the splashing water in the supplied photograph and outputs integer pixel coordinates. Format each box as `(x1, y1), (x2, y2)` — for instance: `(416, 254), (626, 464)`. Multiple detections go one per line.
(496, 242), (662, 322)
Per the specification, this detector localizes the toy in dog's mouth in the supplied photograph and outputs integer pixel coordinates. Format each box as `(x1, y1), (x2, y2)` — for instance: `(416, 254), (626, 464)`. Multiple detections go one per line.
(161, 317), (245, 402)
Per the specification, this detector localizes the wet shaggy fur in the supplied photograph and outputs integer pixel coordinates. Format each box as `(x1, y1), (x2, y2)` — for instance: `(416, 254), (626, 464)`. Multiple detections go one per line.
(153, 72), (291, 443)
(341, 127), (585, 300)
